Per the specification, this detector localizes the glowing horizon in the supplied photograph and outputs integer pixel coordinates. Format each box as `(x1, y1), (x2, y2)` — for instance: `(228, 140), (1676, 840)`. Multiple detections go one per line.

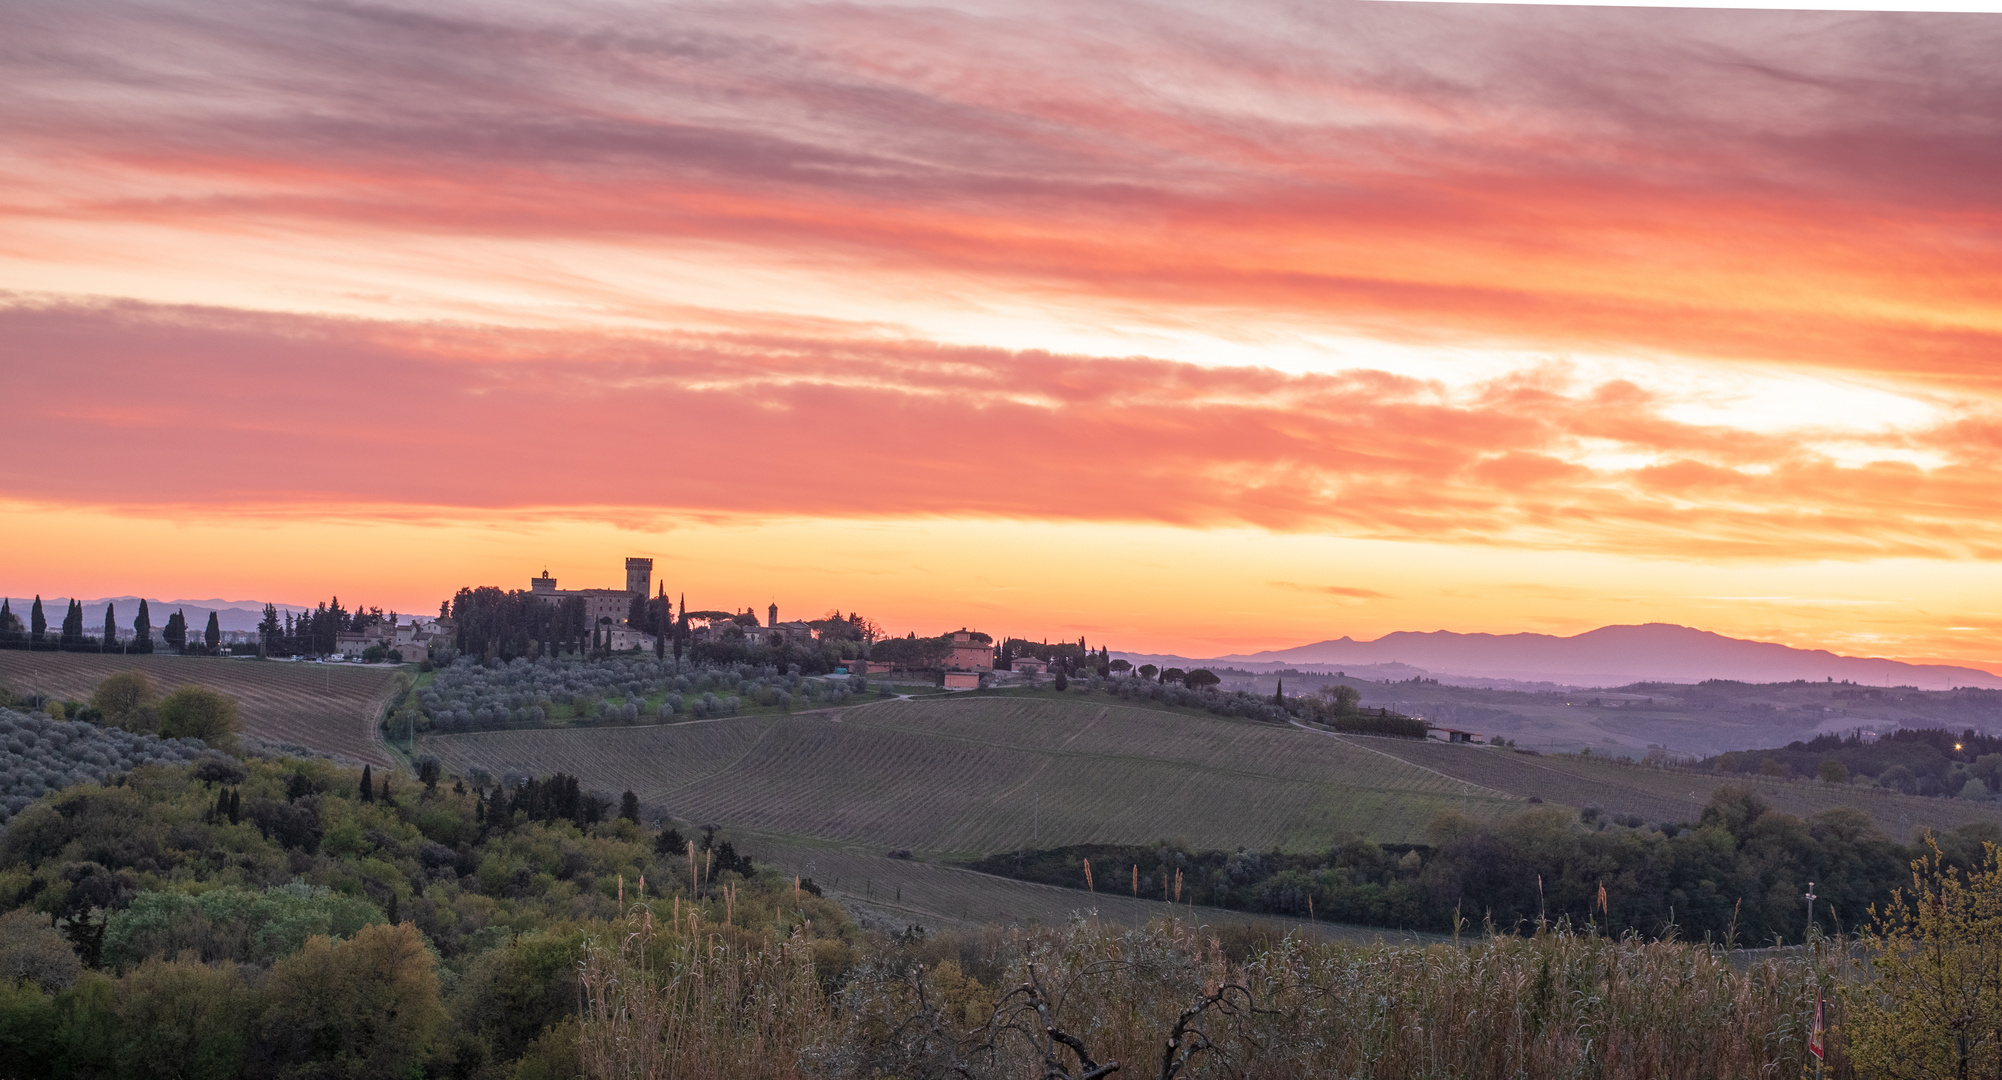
(4, 0), (1999, 671)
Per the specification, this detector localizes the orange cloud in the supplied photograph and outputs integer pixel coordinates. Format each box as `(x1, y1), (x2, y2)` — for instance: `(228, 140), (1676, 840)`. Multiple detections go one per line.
(4, 2), (2000, 387)
(4, 298), (1998, 562)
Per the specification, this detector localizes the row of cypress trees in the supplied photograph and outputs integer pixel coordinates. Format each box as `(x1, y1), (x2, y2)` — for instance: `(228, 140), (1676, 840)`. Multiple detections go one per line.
(0, 595), (221, 652)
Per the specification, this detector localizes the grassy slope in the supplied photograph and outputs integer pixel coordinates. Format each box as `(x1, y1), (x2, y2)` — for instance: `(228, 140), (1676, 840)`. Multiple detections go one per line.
(420, 695), (1519, 855)
(1341, 730), (2002, 840)
(746, 834), (1431, 942)
(0, 651), (402, 767)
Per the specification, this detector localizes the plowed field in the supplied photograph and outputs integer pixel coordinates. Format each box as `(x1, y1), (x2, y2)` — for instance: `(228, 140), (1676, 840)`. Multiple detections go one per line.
(1328, 725), (1999, 840)
(0, 651), (401, 767)
(421, 696), (1517, 854)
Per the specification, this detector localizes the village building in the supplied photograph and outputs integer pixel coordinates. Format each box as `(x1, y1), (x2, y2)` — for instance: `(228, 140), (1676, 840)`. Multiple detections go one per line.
(945, 629), (993, 670)
(527, 558), (651, 627)
(604, 626), (657, 652)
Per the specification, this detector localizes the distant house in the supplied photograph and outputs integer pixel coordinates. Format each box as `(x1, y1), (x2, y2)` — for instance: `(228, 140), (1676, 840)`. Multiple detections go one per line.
(605, 627), (657, 652)
(945, 629), (993, 671)
(943, 671), (983, 689)
(1011, 657), (1048, 675)
(1427, 727), (1478, 744)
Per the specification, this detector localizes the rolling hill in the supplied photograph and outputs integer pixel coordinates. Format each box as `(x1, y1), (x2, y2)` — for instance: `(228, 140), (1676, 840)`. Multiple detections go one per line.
(417, 695), (1519, 856)
(1123, 623), (2002, 690)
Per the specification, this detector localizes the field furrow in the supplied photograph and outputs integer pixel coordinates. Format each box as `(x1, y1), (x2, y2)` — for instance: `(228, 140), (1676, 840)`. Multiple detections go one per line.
(0, 652), (399, 766)
(418, 696), (1504, 853)
(1345, 735), (2002, 838)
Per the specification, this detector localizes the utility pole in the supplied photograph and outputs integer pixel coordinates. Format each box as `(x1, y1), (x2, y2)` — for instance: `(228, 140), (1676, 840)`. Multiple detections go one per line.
(1806, 879), (1824, 1080)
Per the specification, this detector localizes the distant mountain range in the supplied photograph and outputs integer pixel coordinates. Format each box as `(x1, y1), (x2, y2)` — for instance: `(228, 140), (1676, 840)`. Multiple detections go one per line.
(1, 597), (314, 635)
(1116, 623), (2002, 691)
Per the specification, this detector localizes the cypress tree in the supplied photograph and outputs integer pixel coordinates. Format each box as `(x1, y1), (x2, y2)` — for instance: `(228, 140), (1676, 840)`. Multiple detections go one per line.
(1273, 678), (1284, 707)
(61, 600), (84, 646)
(214, 787), (229, 820)
(29, 596), (45, 643)
(620, 789), (640, 823)
(133, 599), (153, 654)
(204, 610), (221, 652)
(360, 763), (374, 801)
(103, 601), (117, 652)
(0, 598), (12, 639)
(227, 789), (240, 825)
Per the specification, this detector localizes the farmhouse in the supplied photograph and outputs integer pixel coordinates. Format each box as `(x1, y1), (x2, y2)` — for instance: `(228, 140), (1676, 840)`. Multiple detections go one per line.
(603, 626), (657, 652)
(946, 629), (993, 670)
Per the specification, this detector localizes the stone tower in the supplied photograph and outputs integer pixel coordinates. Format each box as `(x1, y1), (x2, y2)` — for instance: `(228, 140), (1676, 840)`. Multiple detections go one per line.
(625, 557), (653, 597)
(768, 602), (778, 628)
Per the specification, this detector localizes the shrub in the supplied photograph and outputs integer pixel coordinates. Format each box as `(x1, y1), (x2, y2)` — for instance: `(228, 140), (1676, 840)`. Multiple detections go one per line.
(255, 922), (446, 1079)
(157, 686), (240, 752)
(0, 909), (81, 992)
(91, 671), (158, 733)
(1845, 840), (2002, 1079)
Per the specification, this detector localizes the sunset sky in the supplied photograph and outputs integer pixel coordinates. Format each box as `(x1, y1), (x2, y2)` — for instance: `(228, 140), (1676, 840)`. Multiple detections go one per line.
(4, 0), (2001, 668)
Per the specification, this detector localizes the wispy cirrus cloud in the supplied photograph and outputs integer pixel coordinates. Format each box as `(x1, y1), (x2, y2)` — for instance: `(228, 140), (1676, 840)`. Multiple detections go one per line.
(3, 1), (2000, 386)
(1271, 583), (1388, 600)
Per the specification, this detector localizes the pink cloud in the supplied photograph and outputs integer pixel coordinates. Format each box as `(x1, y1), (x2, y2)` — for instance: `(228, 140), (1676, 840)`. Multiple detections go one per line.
(3, 2), (2000, 384)
(5, 298), (2000, 561)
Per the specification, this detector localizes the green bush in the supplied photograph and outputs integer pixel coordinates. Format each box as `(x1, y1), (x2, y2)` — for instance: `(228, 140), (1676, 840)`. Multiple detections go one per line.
(90, 672), (158, 734)
(103, 884), (385, 969)
(156, 686), (239, 752)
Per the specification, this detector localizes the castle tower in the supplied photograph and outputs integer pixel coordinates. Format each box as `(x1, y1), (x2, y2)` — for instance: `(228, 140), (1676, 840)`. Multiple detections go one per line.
(625, 557), (653, 597)
(768, 602), (778, 628)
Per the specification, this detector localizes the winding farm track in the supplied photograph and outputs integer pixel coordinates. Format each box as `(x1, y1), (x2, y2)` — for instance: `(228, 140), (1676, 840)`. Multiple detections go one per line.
(0, 651), (401, 767)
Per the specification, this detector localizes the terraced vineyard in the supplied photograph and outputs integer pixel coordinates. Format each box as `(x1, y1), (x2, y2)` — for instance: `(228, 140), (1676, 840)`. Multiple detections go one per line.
(0, 652), (401, 767)
(421, 696), (1520, 854)
(1341, 728), (2001, 839)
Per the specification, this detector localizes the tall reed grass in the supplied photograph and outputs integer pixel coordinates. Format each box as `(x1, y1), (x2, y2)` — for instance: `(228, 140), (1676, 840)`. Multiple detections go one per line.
(580, 909), (1846, 1080)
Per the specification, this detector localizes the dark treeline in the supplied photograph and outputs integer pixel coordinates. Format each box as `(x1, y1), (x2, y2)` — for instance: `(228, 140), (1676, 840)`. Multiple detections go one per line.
(444, 585), (879, 673)
(448, 586), (591, 660)
(256, 597), (390, 658)
(999, 637), (1104, 674)
(0, 597), (224, 656)
(973, 784), (2000, 944)
(1707, 727), (2002, 799)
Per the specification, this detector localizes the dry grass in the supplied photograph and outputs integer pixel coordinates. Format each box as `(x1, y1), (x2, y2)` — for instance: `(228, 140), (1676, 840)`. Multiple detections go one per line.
(580, 910), (1843, 1080)
(0, 651), (401, 766)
